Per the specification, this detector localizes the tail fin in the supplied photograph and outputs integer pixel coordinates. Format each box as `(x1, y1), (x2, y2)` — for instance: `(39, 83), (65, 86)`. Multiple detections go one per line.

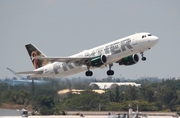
(25, 43), (50, 69)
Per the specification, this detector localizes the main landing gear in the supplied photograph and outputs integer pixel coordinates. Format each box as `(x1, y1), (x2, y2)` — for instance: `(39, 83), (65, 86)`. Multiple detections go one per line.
(85, 64), (115, 77)
(85, 52), (147, 77)
(85, 66), (93, 76)
(141, 52), (146, 61)
(85, 70), (93, 76)
(107, 64), (114, 76)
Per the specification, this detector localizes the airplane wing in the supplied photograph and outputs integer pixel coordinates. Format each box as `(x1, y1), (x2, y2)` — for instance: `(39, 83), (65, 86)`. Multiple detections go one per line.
(16, 70), (43, 74)
(33, 55), (107, 67)
(15, 56), (95, 75)
(33, 56), (91, 64)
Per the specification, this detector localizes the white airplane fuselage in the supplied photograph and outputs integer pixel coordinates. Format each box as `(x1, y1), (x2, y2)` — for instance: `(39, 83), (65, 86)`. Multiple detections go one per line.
(29, 32), (159, 78)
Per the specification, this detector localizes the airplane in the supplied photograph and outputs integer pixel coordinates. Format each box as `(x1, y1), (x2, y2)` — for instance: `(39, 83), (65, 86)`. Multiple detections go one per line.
(16, 32), (159, 78)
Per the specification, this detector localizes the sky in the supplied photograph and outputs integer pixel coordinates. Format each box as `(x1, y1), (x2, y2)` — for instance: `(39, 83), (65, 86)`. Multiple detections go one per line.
(0, 0), (180, 79)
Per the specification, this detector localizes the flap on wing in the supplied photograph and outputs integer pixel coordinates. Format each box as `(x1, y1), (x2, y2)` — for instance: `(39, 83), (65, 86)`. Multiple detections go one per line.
(16, 70), (43, 74)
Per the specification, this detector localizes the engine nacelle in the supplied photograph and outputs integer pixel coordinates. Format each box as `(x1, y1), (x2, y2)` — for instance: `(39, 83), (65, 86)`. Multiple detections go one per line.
(90, 55), (107, 67)
(119, 54), (139, 66)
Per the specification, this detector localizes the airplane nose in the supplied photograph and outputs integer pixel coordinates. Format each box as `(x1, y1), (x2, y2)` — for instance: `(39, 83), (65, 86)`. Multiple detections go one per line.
(149, 36), (159, 44)
(153, 36), (159, 43)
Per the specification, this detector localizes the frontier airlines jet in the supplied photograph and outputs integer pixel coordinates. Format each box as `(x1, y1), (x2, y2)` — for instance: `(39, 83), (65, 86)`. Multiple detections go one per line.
(17, 32), (159, 78)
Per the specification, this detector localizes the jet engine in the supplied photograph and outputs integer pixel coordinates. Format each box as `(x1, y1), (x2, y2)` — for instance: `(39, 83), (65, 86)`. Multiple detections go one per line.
(90, 55), (107, 67)
(119, 54), (139, 66)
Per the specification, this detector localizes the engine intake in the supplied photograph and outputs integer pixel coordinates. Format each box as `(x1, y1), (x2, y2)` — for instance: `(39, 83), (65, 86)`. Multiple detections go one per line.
(90, 55), (107, 67)
(119, 54), (139, 66)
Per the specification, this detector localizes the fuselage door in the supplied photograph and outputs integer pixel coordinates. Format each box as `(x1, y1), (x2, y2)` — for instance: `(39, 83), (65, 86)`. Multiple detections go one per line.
(132, 33), (138, 45)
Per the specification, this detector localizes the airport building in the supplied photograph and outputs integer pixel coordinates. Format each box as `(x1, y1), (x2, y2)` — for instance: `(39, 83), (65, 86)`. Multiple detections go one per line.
(89, 82), (141, 89)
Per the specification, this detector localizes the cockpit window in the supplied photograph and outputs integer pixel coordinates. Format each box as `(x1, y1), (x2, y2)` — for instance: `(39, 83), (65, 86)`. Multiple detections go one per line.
(148, 34), (152, 36)
(142, 35), (146, 38)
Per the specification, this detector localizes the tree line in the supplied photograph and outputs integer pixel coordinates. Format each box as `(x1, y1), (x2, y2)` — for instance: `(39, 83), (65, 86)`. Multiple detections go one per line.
(0, 78), (180, 115)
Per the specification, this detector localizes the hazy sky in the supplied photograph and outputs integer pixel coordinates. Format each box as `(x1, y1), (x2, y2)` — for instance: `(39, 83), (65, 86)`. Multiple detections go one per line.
(0, 0), (180, 79)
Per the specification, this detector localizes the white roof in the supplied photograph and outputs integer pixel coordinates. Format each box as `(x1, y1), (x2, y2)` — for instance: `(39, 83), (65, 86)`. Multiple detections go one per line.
(89, 82), (141, 89)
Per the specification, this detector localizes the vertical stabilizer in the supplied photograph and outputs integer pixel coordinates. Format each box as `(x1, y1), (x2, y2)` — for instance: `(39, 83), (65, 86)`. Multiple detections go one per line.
(25, 43), (50, 69)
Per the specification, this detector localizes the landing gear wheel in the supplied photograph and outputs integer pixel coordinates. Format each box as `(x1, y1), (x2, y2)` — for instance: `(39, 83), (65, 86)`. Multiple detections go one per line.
(89, 71), (93, 76)
(142, 57), (146, 61)
(107, 64), (114, 76)
(107, 70), (114, 76)
(85, 71), (93, 76)
(140, 52), (146, 61)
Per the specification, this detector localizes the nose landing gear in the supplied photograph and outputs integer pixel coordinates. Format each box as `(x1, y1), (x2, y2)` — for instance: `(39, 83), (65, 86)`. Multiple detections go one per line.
(140, 52), (146, 61)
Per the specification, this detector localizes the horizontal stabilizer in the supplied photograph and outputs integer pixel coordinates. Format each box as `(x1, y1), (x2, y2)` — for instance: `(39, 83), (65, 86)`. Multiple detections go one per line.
(16, 70), (43, 75)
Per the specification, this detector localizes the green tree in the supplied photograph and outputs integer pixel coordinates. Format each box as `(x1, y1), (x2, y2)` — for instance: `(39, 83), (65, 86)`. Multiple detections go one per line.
(40, 105), (54, 115)
(115, 85), (120, 102)
(140, 85), (155, 102)
(124, 85), (137, 100)
(59, 90), (106, 111)
(38, 95), (55, 108)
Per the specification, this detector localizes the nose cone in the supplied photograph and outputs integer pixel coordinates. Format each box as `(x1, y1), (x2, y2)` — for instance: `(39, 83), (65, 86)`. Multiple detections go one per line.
(153, 36), (159, 45)
(154, 36), (159, 43)
(149, 36), (159, 45)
